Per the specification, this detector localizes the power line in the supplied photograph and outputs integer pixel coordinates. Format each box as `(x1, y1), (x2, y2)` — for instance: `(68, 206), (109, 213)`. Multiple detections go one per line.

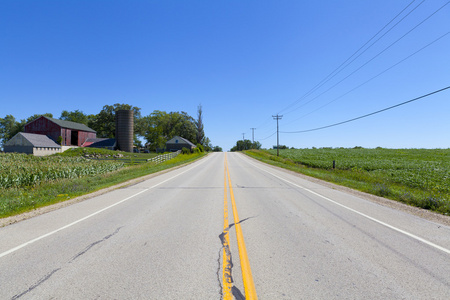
(281, 85), (450, 134)
(277, 0), (423, 115)
(284, 31), (450, 126)
(259, 131), (276, 141)
(295, 0), (450, 113)
(281, 0), (449, 118)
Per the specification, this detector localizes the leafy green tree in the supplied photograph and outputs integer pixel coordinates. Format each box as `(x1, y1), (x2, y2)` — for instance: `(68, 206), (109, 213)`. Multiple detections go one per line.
(142, 110), (197, 151)
(202, 137), (213, 152)
(0, 115), (18, 147)
(230, 139), (261, 152)
(89, 104), (142, 138)
(60, 110), (89, 125)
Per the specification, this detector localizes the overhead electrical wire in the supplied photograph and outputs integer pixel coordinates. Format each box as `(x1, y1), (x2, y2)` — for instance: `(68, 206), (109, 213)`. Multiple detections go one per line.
(252, 0), (422, 142)
(243, 1), (449, 143)
(276, 0), (422, 116)
(282, 0), (450, 117)
(284, 31), (450, 125)
(259, 131), (277, 141)
(281, 85), (450, 134)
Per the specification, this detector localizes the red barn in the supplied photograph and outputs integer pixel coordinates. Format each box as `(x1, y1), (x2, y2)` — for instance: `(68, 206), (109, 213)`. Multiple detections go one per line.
(24, 116), (96, 146)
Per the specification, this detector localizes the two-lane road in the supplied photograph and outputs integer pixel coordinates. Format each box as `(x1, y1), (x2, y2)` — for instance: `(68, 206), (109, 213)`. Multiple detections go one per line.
(1, 152), (449, 299)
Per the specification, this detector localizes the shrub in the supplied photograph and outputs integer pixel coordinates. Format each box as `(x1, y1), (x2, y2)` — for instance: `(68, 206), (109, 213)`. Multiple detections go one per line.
(196, 144), (204, 153)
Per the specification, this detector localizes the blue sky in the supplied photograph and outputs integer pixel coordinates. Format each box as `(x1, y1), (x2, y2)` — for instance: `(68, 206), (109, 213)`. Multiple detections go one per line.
(1, 1), (449, 151)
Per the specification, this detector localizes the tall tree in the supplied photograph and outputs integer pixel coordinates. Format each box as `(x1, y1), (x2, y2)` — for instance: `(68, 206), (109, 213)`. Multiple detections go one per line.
(142, 110), (196, 151)
(60, 110), (88, 125)
(230, 139), (261, 152)
(195, 104), (205, 145)
(0, 115), (18, 147)
(89, 104), (142, 138)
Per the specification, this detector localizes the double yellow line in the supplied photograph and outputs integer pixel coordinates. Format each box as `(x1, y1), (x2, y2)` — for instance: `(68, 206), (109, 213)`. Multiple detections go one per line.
(223, 153), (258, 300)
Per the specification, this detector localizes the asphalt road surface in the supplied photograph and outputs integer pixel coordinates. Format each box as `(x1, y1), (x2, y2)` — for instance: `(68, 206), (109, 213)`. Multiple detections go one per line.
(1, 152), (449, 299)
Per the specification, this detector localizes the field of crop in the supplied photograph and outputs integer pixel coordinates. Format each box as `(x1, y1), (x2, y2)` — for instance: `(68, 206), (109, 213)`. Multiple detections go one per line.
(0, 150), (205, 218)
(251, 148), (450, 214)
(0, 153), (124, 189)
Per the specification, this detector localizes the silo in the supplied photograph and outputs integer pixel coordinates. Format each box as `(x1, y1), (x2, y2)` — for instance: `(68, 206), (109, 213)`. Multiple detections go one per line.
(115, 110), (134, 152)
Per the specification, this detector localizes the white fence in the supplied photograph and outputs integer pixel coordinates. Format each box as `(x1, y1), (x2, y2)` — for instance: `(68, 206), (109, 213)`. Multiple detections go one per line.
(148, 150), (181, 164)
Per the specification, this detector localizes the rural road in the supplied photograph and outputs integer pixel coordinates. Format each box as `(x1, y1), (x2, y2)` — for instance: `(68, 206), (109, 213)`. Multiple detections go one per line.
(0, 152), (449, 299)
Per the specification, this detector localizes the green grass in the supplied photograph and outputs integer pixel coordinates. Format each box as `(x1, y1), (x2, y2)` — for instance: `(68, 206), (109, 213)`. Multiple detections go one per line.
(244, 148), (450, 215)
(0, 151), (205, 218)
(57, 147), (158, 164)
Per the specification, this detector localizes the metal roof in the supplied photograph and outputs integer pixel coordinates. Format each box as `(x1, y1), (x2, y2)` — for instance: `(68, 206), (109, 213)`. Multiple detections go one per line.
(5, 132), (61, 148)
(84, 138), (116, 148)
(45, 117), (96, 132)
(166, 136), (196, 147)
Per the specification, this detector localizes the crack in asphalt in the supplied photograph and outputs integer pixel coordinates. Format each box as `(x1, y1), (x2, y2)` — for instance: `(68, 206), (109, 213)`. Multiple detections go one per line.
(11, 268), (61, 300)
(71, 227), (123, 262)
(218, 225), (234, 300)
(11, 227), (123, 299)
(217, 217), (256, 300)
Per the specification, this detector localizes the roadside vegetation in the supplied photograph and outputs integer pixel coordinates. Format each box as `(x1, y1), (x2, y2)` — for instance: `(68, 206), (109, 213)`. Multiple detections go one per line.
(244, 148), (450, 215)
(0, 150), (206, 218)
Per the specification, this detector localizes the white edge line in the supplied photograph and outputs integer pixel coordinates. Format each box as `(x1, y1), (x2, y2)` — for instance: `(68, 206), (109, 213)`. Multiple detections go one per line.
(0, 156), (209, 259)
(240, 154), (450, 255)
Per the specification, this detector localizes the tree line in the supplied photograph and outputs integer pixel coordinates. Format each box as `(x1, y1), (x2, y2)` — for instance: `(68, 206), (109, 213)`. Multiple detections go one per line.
(230, 139), (261, 152)
(0, 103), (222, 152)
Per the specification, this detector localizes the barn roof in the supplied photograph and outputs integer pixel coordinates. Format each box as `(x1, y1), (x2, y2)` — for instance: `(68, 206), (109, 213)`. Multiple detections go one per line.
(166, 136), (196, 147)
(5, 132), (61, 148)
(83, 138), (116, 148)
(45, 117), (96, 132)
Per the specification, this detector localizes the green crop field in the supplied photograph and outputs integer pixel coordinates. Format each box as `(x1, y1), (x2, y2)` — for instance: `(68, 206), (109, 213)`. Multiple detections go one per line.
(247, 148), (450, 214)
(0, 153), (125, 189)
(0, 150), (205, 218)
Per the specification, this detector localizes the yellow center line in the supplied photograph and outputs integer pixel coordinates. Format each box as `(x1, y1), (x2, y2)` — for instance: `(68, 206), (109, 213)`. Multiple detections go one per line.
(222, 154), (233, 300)
(225, 153), (258, 300)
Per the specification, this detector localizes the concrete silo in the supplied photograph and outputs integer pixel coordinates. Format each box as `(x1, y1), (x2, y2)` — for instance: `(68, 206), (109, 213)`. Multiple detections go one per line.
(115, 110), (134, 152)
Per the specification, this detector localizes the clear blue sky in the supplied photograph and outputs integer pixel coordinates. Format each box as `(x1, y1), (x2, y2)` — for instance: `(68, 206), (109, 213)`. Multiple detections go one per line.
(1, 0), (449, 151)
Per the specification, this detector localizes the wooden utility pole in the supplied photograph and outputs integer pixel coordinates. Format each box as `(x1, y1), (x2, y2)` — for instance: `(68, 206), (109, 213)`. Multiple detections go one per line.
(250, 128), (256, 143)
(272, 115), (283, 156)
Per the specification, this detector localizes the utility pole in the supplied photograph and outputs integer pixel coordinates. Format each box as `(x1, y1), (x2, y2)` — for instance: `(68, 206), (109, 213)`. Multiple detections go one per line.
(272, 114), (283, 156)
(242, 133), (245, 140)
(250, 128), (256, 143)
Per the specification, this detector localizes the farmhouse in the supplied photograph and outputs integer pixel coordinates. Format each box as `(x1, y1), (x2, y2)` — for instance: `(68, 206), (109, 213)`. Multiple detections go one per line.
(165, 136), (196, 152)
(3, 132), (61, 156)
(25, 116), (96, 147)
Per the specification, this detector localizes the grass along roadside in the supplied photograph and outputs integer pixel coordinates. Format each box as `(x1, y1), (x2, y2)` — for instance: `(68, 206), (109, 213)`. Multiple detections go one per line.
(0, 152), (206, 219)
(244, 149), (450, 215)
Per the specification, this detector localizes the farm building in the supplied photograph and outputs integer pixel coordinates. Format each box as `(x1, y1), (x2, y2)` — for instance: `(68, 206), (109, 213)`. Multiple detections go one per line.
(165, 136), (196, 152)
(25, 116), (96, 147)
(3, 132), (61, 156)
(83, 138), (116, 150)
